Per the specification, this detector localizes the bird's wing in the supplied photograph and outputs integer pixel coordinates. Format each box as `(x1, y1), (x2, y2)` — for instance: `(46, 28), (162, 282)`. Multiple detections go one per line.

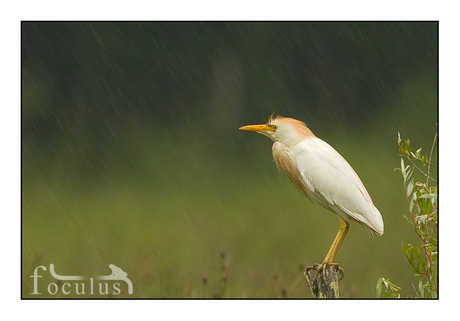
(293, 138), (384, 235)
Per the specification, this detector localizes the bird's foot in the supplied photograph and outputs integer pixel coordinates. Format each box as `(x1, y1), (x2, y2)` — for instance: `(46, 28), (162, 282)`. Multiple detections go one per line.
(307, 263), (344, 281)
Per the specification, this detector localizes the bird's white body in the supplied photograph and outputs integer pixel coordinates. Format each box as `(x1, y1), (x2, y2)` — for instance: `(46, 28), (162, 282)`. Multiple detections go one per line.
(241, 116), (384, 236)
(272, 135), (383, 236)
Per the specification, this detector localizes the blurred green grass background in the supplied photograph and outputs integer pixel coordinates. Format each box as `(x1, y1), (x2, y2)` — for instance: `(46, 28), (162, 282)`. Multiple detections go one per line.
(22, 22), (437, 298)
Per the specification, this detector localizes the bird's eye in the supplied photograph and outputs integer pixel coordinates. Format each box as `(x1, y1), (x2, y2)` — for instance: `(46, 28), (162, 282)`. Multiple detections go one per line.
(272, 125), (278, 131)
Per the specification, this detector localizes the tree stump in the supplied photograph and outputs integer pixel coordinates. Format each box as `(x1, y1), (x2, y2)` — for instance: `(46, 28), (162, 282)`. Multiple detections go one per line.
(304, 264), (343, 298)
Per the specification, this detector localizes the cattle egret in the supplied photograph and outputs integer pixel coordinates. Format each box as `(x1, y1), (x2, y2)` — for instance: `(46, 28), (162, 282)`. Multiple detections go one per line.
(240, 116), (383, 270)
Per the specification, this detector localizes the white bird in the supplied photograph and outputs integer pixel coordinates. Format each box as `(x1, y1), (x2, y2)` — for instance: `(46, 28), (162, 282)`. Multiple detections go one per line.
(240, 116), (383, 268)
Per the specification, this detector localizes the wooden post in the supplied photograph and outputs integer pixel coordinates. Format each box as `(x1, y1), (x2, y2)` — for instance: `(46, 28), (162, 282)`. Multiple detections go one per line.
(304, 264), (343, 298)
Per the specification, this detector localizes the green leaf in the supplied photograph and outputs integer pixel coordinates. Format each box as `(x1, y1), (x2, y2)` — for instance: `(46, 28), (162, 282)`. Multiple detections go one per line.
(407, 181), (414, 196)
(401, 242), (406, 253)
(419, 280), (424, 298)
(402, 216), (414, 227)
(376, 278), (383, 297)
(400, 158), (406, 180)
(406, 166), (413, 181)
(419, 193), (437, 199)
(409, 193), (416, 213)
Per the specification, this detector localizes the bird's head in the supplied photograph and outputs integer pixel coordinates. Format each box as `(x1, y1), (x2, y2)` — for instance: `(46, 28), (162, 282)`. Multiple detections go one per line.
(239, 115), (315, 145)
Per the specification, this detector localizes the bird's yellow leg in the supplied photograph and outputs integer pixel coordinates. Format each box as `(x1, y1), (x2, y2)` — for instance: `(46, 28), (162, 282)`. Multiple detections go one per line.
(321, 216), (350, 265)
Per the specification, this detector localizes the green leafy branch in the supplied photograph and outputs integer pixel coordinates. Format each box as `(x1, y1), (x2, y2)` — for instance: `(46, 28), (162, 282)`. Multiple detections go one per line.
(397, 133), (437, 185)
(376, 277), (401, 298)
(377, 132), (437, 298)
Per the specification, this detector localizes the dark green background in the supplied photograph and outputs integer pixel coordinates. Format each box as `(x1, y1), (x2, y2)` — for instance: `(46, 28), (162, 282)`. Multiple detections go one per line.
(22, 21), (437, 298)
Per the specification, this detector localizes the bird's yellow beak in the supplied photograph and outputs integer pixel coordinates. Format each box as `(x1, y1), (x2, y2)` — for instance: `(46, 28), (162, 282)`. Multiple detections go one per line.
(239, 124), (271, 132)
